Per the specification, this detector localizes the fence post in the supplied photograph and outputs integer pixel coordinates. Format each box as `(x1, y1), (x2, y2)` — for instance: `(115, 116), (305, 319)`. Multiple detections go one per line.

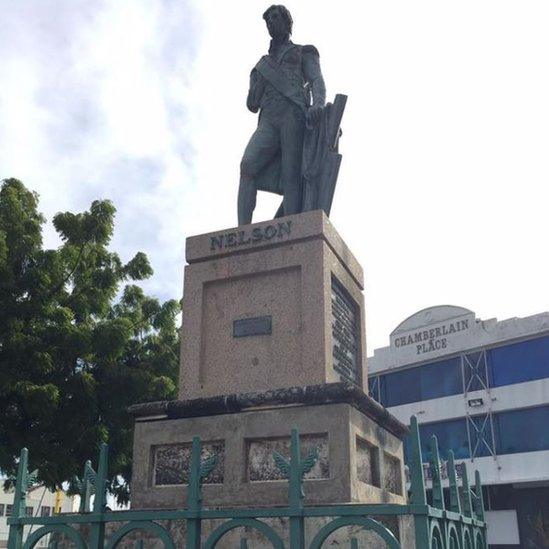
(288, 429), (306, 549)
(429, 435), (445, 511)
(408, 416), (430, 549)
(7, 448), (28, 549)
(447, 451), (461, 514)
(272, 428), (318, 549)
(79, 460), (96, 513)
(89, 443), (108, 549)
(474, 470), (488, 546)
(186, 436), (203, 549)
(473, 471), (485, 522)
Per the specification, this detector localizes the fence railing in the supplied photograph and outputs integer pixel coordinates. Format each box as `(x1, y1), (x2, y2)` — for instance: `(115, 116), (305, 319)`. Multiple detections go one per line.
(7, 416), (487, 548)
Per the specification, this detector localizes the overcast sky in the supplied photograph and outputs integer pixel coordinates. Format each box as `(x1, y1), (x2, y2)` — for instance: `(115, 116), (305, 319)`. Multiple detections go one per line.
(1, 0), (548, 352)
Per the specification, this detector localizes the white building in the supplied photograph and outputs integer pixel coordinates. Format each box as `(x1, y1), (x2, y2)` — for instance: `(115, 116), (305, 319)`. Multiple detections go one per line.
(0, 485), (75, 548)
(368, 306), (549, 549)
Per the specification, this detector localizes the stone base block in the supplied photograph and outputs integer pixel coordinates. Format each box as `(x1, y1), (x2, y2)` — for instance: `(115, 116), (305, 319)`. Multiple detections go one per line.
(179, 210), (367, 400)
(130, 383), (408, 509)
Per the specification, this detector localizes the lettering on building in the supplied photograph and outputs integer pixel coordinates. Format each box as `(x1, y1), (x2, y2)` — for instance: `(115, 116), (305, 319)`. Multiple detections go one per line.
(210, 221), (292, 251)
(393, 319), (470, 356)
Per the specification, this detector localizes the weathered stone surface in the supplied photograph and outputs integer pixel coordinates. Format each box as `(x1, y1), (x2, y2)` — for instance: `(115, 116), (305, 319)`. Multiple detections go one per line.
(185, 211), (362, 282)
(383, 451), (403, 495)
(356, 436), (379, 486)
(131, 401), (406, 509)
(180, 211), (366, 401)
(153, 441), (224, 486)
(247, 433), (329, 481)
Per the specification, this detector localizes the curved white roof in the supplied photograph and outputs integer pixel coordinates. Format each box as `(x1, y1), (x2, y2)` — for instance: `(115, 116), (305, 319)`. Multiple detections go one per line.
(391, 305), (475, 335)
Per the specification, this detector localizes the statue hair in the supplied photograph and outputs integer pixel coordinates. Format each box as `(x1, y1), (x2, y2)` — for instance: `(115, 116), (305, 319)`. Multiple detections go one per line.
(263, 5), (293, 35)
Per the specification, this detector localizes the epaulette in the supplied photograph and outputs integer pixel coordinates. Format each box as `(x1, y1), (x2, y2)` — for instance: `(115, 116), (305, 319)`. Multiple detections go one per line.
(302, 44), (320, 57)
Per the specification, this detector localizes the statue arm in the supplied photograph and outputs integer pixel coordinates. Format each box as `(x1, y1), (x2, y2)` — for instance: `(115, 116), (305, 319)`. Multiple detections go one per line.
(246, 69), (265, 113)
(302, 45), (326, 107)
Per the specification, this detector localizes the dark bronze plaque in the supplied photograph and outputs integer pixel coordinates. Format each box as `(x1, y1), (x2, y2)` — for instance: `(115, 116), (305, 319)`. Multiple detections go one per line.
(233, 315), (272, 338)
(331, 277), (360, 384)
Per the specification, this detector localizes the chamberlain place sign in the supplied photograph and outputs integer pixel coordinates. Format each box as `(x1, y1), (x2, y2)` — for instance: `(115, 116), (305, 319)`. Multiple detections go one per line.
(391, 318), (472, 356)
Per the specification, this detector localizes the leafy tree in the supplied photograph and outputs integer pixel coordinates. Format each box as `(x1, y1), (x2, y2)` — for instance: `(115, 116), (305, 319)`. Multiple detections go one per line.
(0, 178), (179, 503)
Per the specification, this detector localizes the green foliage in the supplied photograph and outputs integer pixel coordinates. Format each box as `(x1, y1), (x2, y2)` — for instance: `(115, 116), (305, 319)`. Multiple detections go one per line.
(0, 178), (180, 503)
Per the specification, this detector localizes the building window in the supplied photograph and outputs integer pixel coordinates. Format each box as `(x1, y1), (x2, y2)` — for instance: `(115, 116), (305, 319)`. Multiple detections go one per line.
(494, 405), (549, 455)
(6, 504), (12, 517)
(405, 417), (470, 463)
(463, 351), (488, 392)
(404, 406), (549, 467)
(368, 375), (380, 401)
(420, 357), (462, 401)
(0, 504), (4, 516)
(382, 367), (421, 407)
(468, 414), (495, 458)
(40, 506), (51, 517)
(371, 356), (462, 407)
(25, 506), (33, 516)
(488, 336), (549, 388)
(420, 418), (469, 460)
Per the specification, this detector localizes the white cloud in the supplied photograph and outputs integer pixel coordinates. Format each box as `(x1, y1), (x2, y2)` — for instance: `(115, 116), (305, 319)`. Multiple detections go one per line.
(1, 0), (548, 351)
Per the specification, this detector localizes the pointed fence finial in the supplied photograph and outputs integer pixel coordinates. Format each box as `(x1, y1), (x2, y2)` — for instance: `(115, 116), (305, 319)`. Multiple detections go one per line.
(429, 435), (445, 510)
(474, 470), (486, 521)
(447, 451), (461, 513)
(461, 466), (473, 518)
(7, 448), (29, 549)
(408, 416), (427, 506)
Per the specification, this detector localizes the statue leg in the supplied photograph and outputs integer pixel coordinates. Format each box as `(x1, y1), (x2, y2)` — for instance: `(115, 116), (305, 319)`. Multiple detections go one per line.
(279, 109), (305, 216)
(238, 120), (279, 225)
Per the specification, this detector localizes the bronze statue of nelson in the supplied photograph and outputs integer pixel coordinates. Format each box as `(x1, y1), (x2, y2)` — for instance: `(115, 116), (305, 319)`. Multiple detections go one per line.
(237, 5), (327, 225)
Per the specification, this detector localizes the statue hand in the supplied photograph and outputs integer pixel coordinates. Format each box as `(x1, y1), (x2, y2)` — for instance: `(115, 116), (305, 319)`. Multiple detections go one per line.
(307, 105), (323, 126)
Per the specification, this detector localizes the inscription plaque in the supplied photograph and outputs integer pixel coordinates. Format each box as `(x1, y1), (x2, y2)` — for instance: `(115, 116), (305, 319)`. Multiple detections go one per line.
(233, 315), (272, 338)
(331, 277), (360, 384)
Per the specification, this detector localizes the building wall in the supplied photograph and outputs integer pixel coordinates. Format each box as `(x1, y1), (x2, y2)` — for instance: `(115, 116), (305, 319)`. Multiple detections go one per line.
(368, 306), (549, 548)
(0, 487), (75, 548)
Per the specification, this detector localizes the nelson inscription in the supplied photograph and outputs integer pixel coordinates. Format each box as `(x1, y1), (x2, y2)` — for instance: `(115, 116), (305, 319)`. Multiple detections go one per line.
(210, 220), (292, 251)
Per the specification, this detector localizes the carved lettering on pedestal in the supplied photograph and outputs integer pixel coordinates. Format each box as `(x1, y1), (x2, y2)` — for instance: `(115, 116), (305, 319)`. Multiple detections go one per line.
(331, 277), (360, 385)
(210, 221), (292, 251)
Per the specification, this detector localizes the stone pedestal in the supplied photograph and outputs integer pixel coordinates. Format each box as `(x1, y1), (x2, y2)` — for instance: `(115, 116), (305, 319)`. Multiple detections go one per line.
(130, 212), (408, 510)
(180, 210), (367, 400)
(130, 383), (408, 509)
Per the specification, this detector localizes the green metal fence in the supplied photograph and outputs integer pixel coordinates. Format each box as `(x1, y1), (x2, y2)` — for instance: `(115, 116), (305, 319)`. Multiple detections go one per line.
(7, 416), (487, 548)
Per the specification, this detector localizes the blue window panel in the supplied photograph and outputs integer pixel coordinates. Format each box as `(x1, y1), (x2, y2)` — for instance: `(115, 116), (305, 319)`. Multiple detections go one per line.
(368, 376), (380, 402)
(463, 351), (488, 392)
(419, 418), (470, 461)
(420, 357), (462, 400)
(494, 406), (549, 455)
(382, 368), (421, 407)
(489, 336), (549, 388)
(469, 415), (494, 458)
(380, 357), (462, 408)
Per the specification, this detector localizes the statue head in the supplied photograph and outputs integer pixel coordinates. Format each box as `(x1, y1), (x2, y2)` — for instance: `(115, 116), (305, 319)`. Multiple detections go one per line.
(263, 5), (293, 39)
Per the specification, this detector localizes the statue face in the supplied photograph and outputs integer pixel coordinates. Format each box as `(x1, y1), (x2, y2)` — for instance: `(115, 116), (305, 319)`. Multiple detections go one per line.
(264, 8), (288, 39)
